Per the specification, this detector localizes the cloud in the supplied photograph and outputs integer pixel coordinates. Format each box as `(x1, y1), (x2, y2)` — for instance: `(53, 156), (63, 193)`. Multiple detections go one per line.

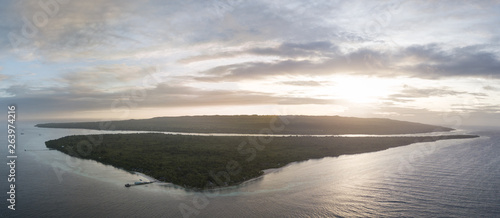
(198, 59), (321, 81)
(194, 43), (500, 81)
(400, 45), (500, 79)
(281, 80), (325, 86)
(3, 0), (499, 64)
(60, 64), (157, 89)
(245, 41), (338, 58)
(194, 48), (391, 81)
(1, 0), (499, 126)
(130, 83), (335, 107)
(471, 105), (500, 114)
(0, 74), (5, 81)
(179, 41), (338, 64)
(483, 85), (498, 91)
(0, 63), (160, 100)
(370, 105), (500, 127)
(392, 86), (486, 98)
(0, 66), (7, 81)
(2, 1), (136, 59)
(0, 82), (334, 118)
(1, 0), (356, 62)
(4, 84), (30, 96)
(386, 86), (487, 103)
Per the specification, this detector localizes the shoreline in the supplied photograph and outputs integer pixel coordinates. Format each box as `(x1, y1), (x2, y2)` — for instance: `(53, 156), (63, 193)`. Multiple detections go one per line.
(152, 167), (286, 192)
(34, 115), (455, 136)
(122, 136), (480, 192)
(134, 168), (281, 191)
(34, 125), (461, 137)
(45, 133), (479, 190)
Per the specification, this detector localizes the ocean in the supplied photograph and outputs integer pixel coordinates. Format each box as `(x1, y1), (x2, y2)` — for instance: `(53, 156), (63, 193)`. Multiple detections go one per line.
(1, 123), (499, 217)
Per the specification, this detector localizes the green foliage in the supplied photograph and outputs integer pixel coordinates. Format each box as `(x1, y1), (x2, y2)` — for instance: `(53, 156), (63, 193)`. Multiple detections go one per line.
(36, 115), (453, 134)
(45, 133), (477, 189)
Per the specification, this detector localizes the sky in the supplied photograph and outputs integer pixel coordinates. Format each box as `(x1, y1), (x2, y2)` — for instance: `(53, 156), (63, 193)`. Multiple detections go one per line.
(0, 0), (499, 127)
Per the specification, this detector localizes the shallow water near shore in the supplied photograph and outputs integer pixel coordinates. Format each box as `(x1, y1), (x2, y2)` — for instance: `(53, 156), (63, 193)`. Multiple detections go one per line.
(1, 122), (499, 217)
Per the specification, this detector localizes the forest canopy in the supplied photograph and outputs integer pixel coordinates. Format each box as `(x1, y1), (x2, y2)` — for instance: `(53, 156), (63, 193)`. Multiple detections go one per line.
(45, 133), (477, 189)
(36, 115), (454, 135)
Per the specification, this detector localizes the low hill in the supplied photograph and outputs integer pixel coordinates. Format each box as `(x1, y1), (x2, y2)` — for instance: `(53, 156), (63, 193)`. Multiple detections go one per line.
(36, 115), (453, 135)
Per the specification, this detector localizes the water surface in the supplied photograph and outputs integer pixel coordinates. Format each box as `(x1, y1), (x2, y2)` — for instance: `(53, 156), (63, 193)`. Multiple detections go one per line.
(1, 123), (498, 217)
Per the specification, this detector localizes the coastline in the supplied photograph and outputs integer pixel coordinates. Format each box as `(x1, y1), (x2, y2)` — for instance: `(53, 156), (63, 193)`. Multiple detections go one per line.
(34, 115), (455, 135)
(117, 136), (480, 192)
(34, 126), (461, 137)
(135, 168), (281, 191)
(156, 167), (287, 192)
(45, 133), (479, 190)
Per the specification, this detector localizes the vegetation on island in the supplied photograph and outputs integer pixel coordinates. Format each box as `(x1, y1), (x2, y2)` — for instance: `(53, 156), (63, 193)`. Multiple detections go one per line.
(36, 115), (454, 135)
(45, 133), (477, 189)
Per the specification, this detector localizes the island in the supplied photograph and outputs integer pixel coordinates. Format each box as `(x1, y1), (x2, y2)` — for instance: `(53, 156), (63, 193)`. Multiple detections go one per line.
(36, 115), (453, 135)
(44, 133), (478, 189)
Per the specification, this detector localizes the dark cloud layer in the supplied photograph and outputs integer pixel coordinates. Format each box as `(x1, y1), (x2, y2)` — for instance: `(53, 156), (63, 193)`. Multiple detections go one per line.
(180, 41), (338, 63)
(195, 43), (500, 81)
(400, 45), (500, 78)
(0, 82), (334, 118)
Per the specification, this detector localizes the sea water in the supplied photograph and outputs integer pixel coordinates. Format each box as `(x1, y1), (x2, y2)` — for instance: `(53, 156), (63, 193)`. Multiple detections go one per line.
(1, 123), (499, 217)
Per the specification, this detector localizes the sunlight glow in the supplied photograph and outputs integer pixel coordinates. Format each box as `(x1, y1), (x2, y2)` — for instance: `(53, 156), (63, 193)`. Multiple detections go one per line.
(330, 75), (395, 103)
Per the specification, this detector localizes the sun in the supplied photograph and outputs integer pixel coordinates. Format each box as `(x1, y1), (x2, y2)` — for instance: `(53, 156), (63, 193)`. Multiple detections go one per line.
(330, 75), (394, 103)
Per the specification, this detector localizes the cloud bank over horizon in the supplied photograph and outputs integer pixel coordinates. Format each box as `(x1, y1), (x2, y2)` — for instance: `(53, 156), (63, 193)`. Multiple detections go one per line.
(0, 0), (499, 127)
